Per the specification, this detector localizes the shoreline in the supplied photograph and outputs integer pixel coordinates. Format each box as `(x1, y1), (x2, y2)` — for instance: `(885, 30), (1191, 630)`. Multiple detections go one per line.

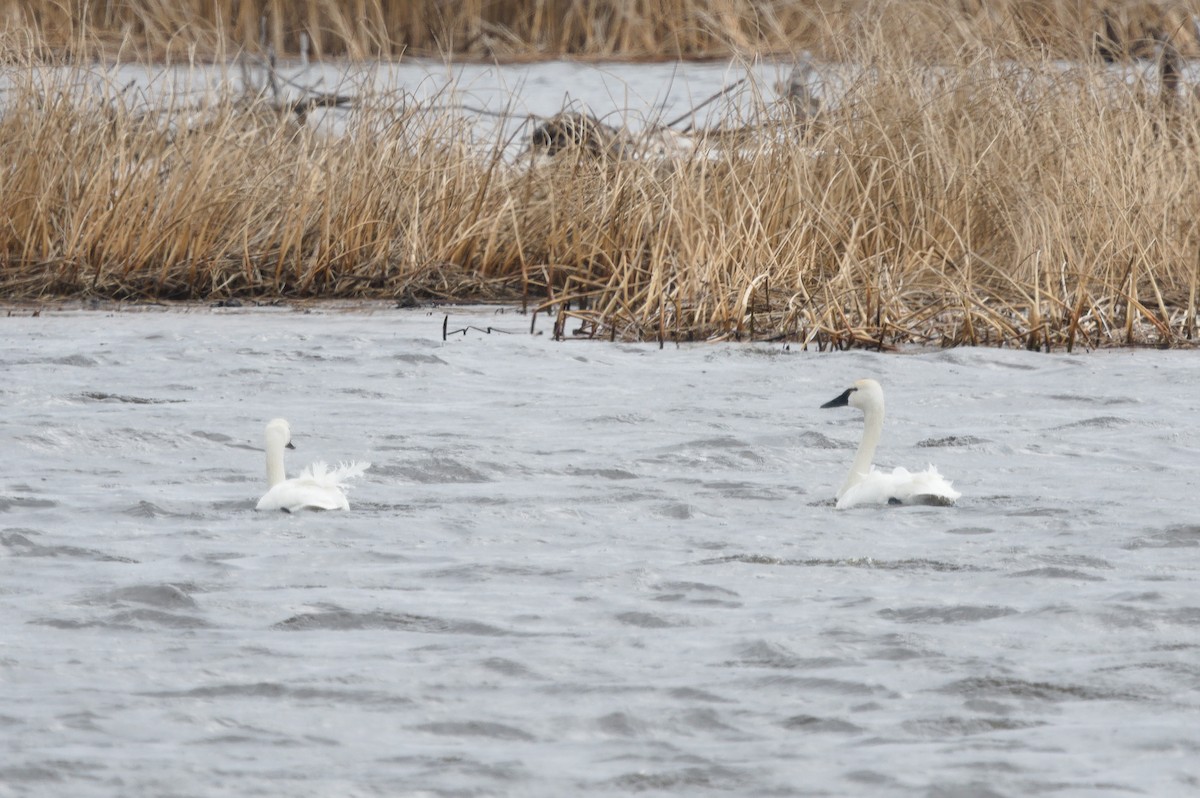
(3, 299), (1192, 353)
(4, 40), (1200, 350)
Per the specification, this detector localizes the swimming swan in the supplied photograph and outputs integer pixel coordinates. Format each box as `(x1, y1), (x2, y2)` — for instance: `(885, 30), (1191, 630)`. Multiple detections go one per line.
(820, 379), (960, 509)
(256, 418), (370, 512)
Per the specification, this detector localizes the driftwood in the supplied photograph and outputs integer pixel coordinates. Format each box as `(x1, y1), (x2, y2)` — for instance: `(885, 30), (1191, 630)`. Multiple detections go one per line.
(239, 47), (357, 121)
(520, 63), (825, 164)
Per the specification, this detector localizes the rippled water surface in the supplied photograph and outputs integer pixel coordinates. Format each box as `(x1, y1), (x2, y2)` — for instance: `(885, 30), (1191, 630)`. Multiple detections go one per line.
(2, 304), (1199, 797)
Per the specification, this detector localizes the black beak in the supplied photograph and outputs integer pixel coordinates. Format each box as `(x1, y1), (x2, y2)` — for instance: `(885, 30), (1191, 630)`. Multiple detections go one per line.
(821, 388), (853, 408)
(286, 442), (296, 450)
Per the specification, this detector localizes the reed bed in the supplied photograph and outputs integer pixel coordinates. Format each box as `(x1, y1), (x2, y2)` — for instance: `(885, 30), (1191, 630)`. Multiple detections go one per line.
(9, 0), (1200, 61)
(4, 27), (1200, 348)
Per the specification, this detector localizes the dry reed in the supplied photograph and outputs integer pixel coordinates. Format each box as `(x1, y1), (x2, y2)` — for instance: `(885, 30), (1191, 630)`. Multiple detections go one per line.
(4, 15), (1200, 348)
(7, 0), (1200, 61)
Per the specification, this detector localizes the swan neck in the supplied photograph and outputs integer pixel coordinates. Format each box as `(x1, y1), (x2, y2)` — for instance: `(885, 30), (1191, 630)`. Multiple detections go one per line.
(266, 441), (287, 487)
(840, 406), (884, 497)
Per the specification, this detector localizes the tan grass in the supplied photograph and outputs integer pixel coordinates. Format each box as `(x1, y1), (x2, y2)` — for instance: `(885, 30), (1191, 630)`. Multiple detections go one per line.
(7, 0), (1200, 61)
(3, 22), (1200, 347)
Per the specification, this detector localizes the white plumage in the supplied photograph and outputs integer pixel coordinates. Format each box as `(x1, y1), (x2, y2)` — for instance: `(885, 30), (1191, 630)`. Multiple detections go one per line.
(255, 418), (369, 512)
(821, 379), (960, 509)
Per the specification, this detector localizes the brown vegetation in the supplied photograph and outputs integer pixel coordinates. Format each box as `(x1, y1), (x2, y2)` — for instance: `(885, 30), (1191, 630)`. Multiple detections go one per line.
(7, 0), (1200, 61)
(3, 8), (1200, 348)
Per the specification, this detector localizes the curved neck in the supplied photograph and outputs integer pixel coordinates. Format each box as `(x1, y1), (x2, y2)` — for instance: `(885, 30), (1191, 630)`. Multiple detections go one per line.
(839, 406), (883, 498)
(266, 440), (287, 487)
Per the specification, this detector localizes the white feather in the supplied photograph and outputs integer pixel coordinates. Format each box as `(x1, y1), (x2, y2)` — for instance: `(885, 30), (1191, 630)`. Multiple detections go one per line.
(822, 379), (960, 509)
(255, 419), (369, 512)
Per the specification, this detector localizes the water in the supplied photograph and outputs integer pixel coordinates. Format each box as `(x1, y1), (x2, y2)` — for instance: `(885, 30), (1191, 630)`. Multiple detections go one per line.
(3, 57), (792, 146)
(21, 55), (1186, 148)
(2, 303), (1199, 797)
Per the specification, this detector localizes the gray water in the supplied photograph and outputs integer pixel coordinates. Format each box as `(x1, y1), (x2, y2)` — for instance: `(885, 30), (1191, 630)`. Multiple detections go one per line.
(2, 303), (1199, 797)
(112, 57), (794, 130)
(28, 55), (1187, 148)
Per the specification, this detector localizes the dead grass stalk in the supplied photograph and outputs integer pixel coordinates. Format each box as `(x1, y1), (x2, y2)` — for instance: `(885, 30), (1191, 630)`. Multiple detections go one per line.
(4, 23), (1200, 347)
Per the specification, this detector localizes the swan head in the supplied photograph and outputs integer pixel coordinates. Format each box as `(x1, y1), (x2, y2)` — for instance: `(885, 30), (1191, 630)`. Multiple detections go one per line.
(821, 378), (884, 414)
(265, 418), (296, 451)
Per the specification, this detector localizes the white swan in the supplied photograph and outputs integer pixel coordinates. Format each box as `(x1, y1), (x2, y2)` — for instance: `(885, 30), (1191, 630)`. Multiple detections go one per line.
(256, 418), (370, 512)
(820, 379), (960, 509)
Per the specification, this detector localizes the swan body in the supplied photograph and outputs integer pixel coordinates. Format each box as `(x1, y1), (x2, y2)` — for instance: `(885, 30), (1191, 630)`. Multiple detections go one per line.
(820, 379), (960, 509)
(256, 418), (369, 512)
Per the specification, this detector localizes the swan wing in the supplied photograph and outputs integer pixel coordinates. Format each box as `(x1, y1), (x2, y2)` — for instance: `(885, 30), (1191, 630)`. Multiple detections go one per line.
(256, 460), (369, 512)
(894, 465), (961, 506)
(836, 468), (899, 508)
(836, 465), (959, 509)
(298, 460), (371, 485)
(329, 460), (371, 482)
(257, 478), (348, 512)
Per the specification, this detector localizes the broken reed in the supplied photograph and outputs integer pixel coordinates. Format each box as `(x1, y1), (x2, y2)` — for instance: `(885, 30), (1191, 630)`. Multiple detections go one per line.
(12, 0), (1200, 61)
(3, 43), (1200, 348)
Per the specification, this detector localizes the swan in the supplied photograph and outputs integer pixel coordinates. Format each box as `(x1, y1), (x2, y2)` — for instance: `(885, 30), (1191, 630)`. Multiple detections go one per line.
(256, 418), (370, 512)
(820, 379), (960, 509)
